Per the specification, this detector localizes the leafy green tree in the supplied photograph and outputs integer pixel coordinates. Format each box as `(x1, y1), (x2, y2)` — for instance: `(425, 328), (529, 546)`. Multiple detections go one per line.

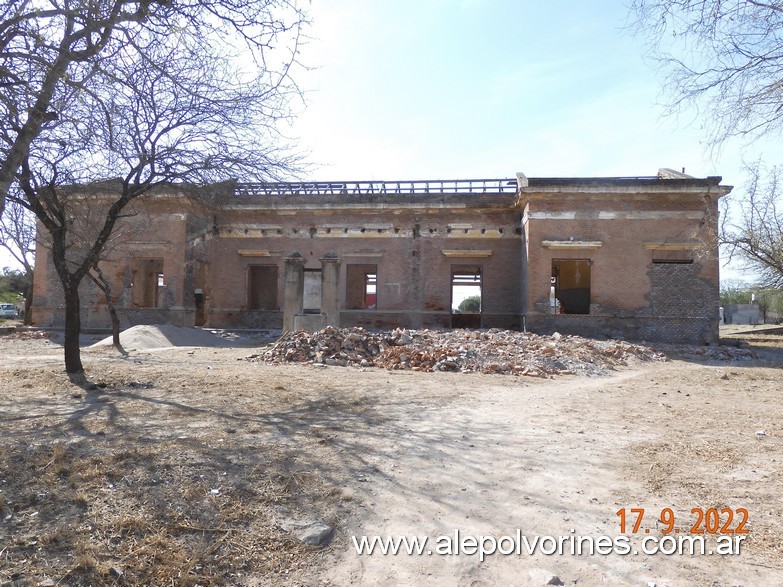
(755, 288), (783, 322)
(457, 295), (481, 313)
(0, 267), (30, 300)
(1, 199), (36, 321)
(719, 280), (753, 306)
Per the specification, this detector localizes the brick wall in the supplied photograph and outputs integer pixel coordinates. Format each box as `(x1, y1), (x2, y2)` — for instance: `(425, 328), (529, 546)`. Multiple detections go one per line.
(205, 205), (522, 330)
(527, 314), (716, 344)
(31, 178), (728, 344)
(521, 190), (721, 343)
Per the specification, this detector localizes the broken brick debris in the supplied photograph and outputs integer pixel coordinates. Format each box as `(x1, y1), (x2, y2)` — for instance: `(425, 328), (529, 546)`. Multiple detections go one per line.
(254, 327), (669, 377)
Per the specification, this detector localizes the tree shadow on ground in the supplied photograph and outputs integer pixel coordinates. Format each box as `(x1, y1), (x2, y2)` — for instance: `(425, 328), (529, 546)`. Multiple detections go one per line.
(0, 372), (513, 586)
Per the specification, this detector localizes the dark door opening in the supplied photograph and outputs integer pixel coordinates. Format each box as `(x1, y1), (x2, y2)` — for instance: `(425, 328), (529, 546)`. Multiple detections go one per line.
(193, 262), (209, 326)
(552, 259), (591, 314)
(194, 290), (206, 326)
(133, 258), (164, 308)
(451, 265), (482, 328)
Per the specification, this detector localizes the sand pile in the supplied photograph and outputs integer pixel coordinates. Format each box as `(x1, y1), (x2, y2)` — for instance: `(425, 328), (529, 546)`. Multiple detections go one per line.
(91, 324), (231, 351)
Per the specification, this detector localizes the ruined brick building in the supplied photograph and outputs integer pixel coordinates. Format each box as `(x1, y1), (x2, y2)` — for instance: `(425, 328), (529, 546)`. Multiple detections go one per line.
(32, 169), (732, 343)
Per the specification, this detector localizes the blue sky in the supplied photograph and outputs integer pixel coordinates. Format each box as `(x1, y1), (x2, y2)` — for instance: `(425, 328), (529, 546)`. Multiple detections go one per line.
(2, 0), (776, 280)
(288, 0), (773, 184)
(284, 0), (773, 283)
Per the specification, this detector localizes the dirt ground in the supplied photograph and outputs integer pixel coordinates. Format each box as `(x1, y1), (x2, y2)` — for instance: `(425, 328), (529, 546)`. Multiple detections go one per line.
(0, 328), (781, 586)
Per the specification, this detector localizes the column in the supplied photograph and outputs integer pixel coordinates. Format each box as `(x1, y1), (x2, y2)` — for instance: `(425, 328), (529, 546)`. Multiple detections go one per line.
(320, 252), (342, 327)
(283, 252), (306, 331)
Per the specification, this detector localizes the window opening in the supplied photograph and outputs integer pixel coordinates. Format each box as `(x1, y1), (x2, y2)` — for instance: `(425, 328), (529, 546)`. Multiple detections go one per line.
(133, 258), (164, 308)
(364, 272), (377, 309)
(550, 275), (560, 311)
(346, 264), (377, 310)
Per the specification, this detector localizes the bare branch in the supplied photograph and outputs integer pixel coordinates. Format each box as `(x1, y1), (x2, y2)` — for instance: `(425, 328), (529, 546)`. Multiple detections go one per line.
(0, 196), (35, 274)
(2, 0), (308, 373)
(631, 0), (783, 147)
(720, 161), (783, 289)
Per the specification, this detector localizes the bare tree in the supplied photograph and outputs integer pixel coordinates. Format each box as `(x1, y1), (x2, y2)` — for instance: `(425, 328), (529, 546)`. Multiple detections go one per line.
(0, 196), (36, 322)
(630, 0), (783, 147)
(5, 0), (307, 374)
(78, 198), (159, 353)
(0, 1), (167, 214)
(0, 197), (35, 273)
(720, 162), (783, 288)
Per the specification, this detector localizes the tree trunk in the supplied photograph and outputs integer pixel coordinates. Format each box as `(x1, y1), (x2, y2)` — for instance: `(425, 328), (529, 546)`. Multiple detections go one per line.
(109, 304), (121, 349)
(23, 279), (33, 326)
(88, 266), (124, 353)
(63, 285), (84, 374)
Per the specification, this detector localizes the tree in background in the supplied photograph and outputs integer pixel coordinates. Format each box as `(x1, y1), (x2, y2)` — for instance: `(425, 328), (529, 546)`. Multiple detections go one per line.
(755, 288), (783, 322)
(720, 163), (783, 289)
(719, 278), (783, 323)
(632, 2), (783, 293)
(0, 267), (30, 303)
(2, 1), (307, 374)
(0, 198), (36, 321)
(457, 295), (481, 313)
(630, 0), (783, 147)
(719, 279), (754, 306)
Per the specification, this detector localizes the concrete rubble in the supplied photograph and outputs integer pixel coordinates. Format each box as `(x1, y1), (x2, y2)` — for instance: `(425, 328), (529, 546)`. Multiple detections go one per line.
(255, 327), (671, 377)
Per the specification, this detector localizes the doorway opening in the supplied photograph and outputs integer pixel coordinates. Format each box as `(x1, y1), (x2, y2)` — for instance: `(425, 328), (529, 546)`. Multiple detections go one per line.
(551, 259), (591, 314)
(194, 290), (206, 326)
(451, 265), (482, 328)
(193, 262), (209, 326)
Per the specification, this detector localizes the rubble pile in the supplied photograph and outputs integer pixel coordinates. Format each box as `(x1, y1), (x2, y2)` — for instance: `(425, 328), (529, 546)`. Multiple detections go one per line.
(3, 329), (55, 340)
(257, 327), (667, 377)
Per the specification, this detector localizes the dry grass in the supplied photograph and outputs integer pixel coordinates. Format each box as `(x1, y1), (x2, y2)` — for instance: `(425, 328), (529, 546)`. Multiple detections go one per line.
(631, 436), (783, 566)
(0, 343), (386, 586)
(625, 342), (783, 568)
(0, 430), (329, 585)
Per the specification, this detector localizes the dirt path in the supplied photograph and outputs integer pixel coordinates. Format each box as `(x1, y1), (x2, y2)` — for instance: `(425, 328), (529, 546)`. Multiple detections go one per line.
(0, 334), (781, 586)
(315, 364), (783, 586)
